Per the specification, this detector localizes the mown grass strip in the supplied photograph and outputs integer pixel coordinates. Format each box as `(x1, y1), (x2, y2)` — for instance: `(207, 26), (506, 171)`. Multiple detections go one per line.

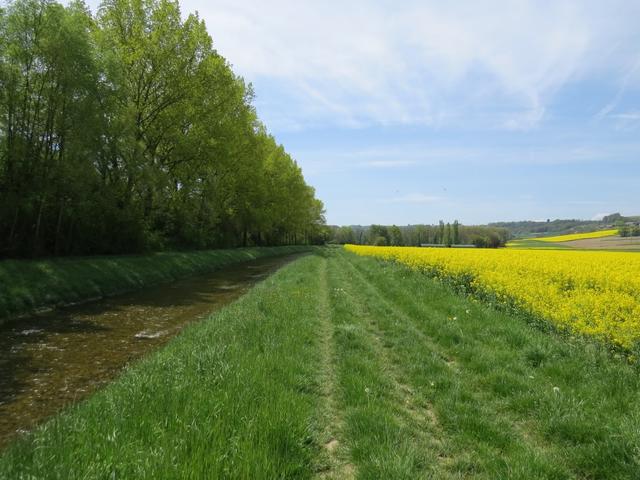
(342, 250), (640, 479)
(0, 254), (325, 479)
(324, 252), (440, 478)
(0, 246), (312, 321)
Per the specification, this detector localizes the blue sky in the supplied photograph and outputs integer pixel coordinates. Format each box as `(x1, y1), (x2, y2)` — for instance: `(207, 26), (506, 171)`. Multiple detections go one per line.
(88, 0), (640, 225)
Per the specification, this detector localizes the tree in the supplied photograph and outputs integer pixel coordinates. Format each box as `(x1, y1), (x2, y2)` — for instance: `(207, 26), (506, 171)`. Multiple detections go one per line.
(453, 220), (460, 245)
(335, 226), (355, 244)
(444, 222), (452, 247)
(0, 0), (102, 255)
(389, 225), (403, 246)
(369, 225), (389, 245)
(0, 0), (325, 257)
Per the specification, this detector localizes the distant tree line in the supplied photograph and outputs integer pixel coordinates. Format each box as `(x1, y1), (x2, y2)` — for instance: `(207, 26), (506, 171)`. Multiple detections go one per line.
(0, 0), (325, 257)
(330, 222), (509, 248)
(610, 214), (640, 238)
(619, 226), (640, 238)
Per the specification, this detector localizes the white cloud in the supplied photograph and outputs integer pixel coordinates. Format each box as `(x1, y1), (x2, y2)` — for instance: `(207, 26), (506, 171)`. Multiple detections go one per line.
(174, 0), (640, 131)
(81, 0), (640, 132)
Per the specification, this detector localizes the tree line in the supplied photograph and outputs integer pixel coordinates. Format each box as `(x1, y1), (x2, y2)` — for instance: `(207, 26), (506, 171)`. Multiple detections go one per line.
(330, 223), (510, 248)
(0, 0), (325, 258)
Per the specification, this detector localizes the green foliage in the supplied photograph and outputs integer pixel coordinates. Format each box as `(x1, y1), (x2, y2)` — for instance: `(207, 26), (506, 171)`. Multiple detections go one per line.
(389, 224), (403, 246)
(331, 226), (355, 244)
(444, 222), (452, 247)
(453, 219), (460, 244)
(0, 0), (324, 258)
(330, 222), (509, 247)
(619, 225), (640, 237)
(368, 224), (389, 245)
(372, 235), (387, 246)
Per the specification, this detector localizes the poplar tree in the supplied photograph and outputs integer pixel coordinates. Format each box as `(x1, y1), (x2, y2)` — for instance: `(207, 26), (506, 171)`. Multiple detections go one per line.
(453, 220), (460, 245)
(0, 0), (325, 257)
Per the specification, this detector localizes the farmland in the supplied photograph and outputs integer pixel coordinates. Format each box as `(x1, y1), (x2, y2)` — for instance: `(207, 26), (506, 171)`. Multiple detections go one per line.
(2, 249), (639, 479)
(505, 229), (640, 251)
(563, 236), (640, 251)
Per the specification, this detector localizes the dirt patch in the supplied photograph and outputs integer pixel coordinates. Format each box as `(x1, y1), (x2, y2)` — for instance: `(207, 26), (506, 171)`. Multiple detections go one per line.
(325, 439), (339, 452)
(564, 236), (640, 250)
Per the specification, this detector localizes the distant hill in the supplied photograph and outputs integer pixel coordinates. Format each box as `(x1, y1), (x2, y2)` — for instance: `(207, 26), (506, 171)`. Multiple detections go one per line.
(490, 213), (640, 239)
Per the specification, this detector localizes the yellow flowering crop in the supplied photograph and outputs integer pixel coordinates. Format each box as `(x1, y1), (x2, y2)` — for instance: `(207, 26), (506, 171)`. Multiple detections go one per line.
(532, 229), (618, 243)
(345, 244), (640, 349)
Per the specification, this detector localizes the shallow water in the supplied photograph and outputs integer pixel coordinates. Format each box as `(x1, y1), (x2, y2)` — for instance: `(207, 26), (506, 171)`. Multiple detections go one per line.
(0, 253), (302, 449)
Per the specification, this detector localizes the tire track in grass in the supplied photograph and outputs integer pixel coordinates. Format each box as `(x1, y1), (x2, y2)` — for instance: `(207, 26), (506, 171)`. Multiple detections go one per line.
(314, 257), (356, 479)
(335, 255), (462, 477)
(341, 252), (578, 478)
(325, 252), (445, 479)
(331, 257), (449, 453)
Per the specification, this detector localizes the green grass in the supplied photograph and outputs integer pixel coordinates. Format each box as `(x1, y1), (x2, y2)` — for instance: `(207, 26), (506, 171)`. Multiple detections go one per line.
(0, 246), (311, 321)
(2, 249), (639, 478)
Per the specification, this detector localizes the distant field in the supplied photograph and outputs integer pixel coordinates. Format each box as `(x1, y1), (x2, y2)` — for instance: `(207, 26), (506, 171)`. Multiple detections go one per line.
(508, 234), (640, 251)
(564, 236), (640, 251)
(532, 229), (619, 243)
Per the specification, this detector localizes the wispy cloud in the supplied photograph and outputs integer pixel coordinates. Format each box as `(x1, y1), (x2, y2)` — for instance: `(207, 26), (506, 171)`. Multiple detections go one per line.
(180, 0), (640, 131)
(594, 56), (640, 121)
(611, 111), (640, 121)
(80, 0), (640, 132)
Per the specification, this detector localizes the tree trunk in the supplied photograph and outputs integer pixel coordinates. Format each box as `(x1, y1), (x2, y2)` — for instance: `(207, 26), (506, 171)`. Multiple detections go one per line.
(33, 197), (45, 256)
(54, 199), (64, 255)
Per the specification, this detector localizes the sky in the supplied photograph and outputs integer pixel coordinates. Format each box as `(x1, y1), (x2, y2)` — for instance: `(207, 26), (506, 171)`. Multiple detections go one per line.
(87, 0), (640, 226)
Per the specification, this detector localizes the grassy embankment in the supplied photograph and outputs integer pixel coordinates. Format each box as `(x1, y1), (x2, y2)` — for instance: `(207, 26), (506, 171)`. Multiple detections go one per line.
(2, 249), (639, 478)
(0, 246), (311, 322)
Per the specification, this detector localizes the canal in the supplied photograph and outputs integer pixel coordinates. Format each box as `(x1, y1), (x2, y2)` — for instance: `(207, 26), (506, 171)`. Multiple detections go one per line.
(0, 253), (302, 449)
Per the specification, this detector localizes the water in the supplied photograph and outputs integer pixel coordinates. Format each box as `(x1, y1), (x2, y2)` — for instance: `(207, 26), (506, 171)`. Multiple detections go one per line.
(0, 253), (302, 449)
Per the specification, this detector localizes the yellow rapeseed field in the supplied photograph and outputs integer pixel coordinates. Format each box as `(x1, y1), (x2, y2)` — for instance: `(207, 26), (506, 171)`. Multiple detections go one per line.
(345, 244), (640, 349)
(532, 229), (619, 243)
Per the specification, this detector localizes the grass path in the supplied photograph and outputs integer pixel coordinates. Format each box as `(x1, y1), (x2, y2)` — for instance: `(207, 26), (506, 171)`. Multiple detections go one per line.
(2, 248), (640, 478)
(313, 257), (355, 479)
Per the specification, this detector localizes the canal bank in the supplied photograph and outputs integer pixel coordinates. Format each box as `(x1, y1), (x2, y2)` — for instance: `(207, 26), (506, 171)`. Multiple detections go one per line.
(0, 246), (313, 324)
(0, 252), (306, 448)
